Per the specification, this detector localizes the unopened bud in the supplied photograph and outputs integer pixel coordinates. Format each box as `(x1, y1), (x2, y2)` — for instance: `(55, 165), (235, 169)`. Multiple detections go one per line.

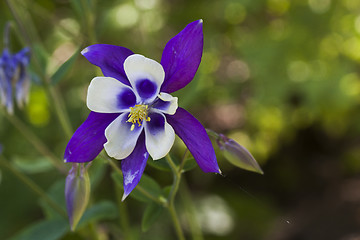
(217, 133), (263, 174)
(65, 163), (90, 231)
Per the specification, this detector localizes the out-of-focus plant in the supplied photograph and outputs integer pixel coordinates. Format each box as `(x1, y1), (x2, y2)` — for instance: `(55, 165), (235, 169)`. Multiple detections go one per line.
(0, 22), (30, 114)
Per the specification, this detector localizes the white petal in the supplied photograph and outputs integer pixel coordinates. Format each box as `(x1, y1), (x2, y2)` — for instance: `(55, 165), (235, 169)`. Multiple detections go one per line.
(104, 112), (143, 159)
(151, 92), (178, 115)
(124, 54), (165, 103)
(144, 113), (175, 160)
(87, 77), (136, 113)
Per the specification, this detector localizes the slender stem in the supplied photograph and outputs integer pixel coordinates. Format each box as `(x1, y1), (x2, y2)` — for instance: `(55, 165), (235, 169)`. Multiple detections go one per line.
(3, 22), (10, 49)
(3, 111), (66, 173)
(165, 154), (181, 203)
(5, 0), (31, 47)
(88, 223), (100, 240)
(48, 86), (73, 139)
(180, 180), (203, 240)
(176, 149), (203, 240)
(0, 157), (67, 218)
(179, 149), (190, 173)
(79, 0), (96, 44)
(168, 203), (185, 240)
(165, 154), (185, 240)
(115, 184), (133, 240)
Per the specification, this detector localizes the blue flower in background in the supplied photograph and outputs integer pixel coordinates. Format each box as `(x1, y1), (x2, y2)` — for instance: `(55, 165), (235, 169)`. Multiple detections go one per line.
(0, 23), (31, 114)
(64, 20), (220, 199)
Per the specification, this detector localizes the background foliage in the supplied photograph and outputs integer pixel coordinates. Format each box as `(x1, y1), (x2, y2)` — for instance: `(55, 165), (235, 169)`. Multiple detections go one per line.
(1, 0), (360, 239)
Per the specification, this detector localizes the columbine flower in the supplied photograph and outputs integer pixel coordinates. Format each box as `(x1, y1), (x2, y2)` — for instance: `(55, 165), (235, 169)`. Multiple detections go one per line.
(0, 23), (31, 114)
(65, 163), (90, 231)
(64, 20), (220, 199)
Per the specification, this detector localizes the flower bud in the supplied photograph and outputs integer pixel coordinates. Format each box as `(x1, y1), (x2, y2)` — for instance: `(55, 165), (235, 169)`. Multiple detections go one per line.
(65, 163), (90, 231)
(217, 134), (263, 174)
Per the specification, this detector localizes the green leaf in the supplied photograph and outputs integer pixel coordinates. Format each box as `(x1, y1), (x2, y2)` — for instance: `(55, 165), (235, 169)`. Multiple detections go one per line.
(51, 49), (79, 85)
(182, 157), (197, 172)
(87, 157), (107, 189)
(162, 186), (172, 198)
(147, 158), (171, 171)
(12, 156), (54, 174)
(39, 179), (66, 220)
(10, 219), (68, 240)
(141, 202), (164, 232)
(111, 171), (163, 202)
(77, 201), (117, 228)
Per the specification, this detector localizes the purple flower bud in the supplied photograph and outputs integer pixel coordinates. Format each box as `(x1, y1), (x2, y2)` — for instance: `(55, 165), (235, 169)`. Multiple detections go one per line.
(65, 163), (90, 231)
(217, 134), (263, 174)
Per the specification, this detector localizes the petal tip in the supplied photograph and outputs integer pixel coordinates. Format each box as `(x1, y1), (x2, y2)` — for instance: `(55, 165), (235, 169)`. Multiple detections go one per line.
(81, 47), (89, 56)
(122, 193), (129, 201)
(198, 19), (203, 24)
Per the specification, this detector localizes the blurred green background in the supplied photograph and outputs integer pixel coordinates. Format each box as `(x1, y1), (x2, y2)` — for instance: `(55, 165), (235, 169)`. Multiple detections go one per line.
(1, 0), (360, 239)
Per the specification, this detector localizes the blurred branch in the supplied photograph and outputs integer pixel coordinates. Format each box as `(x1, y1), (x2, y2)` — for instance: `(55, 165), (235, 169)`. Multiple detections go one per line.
(79, 0), (96, 45)
(114, 182), (133, 240)
(2, 111), (67, 173)
(165, 154), (185, 240)
(180, 179), (204, 240)
(0, 156), (67, 218)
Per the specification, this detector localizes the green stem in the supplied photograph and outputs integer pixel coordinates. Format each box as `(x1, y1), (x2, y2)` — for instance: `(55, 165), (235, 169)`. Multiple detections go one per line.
(115, 184), (133, 240)
(79, 0), (96, 44)
(88, 223), (100, 240)
(0, 157), (67, 218)
(3, 111), (66, 173)
(165, 154), (185, 240)
(168, 203), (185, 240)
(179, 149), (190, 173)
(47, 86), (73, 139)
(180, 180), (203, 240)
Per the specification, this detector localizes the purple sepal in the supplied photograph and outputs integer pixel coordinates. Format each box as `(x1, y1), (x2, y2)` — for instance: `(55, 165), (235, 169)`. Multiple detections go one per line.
(64, 112), (119, 163)
(167, 107), (220, 173)
(121, 132), (149, 200)
(160, 20), (204, 93)
(14, 47), (31, 108)
(81, 44), (133, 86)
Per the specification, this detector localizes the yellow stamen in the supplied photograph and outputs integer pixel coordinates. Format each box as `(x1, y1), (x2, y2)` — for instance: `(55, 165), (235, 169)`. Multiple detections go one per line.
(127, 104), (151, 131)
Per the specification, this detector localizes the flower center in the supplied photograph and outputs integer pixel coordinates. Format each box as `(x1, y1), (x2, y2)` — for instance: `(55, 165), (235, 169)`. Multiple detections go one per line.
(127, 104), (151, 131)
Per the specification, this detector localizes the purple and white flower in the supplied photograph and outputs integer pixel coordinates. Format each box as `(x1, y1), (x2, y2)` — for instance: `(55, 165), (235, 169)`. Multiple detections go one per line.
(64, 20), (220, 199)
